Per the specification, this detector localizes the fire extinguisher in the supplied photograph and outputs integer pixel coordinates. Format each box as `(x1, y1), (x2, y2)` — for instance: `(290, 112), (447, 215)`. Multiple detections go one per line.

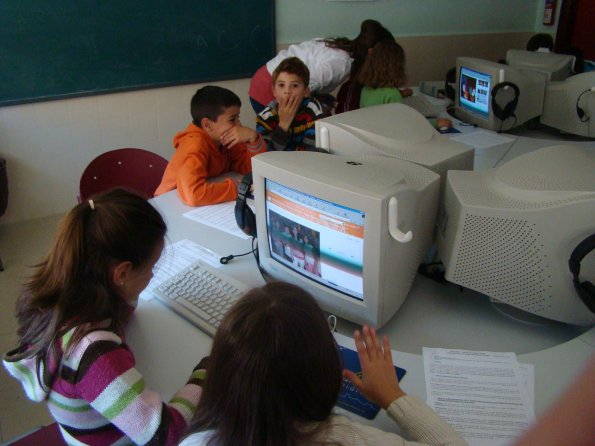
(543, 0), (556, 25)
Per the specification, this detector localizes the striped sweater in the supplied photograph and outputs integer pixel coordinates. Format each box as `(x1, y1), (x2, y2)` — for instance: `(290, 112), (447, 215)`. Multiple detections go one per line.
(256, 97), (325, 152)
(3, 328), (203, 445)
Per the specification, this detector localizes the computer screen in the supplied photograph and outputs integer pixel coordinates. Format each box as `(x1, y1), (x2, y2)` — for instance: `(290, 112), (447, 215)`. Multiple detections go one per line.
(506, 49), (575, 81)
(455, 57), (546, 131)
(458, 65), (493, 120)
(436, 145), (595, 326)
(265, 179), (365, 301)
(252, 151), (440, 327)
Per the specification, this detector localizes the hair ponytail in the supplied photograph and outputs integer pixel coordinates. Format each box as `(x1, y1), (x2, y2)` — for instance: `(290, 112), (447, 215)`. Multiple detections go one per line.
(14, 188), (166, 368)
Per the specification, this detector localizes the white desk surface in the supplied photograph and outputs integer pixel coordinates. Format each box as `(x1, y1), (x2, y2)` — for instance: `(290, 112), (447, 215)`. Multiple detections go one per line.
(126, 126), (595, 435)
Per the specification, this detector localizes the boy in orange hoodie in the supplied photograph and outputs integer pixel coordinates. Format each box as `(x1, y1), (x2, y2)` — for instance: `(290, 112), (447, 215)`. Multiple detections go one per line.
(155, 86), (266, 206)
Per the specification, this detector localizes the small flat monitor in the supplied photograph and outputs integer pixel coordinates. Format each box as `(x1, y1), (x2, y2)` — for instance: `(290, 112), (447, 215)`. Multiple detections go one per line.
(455, 57), (546, 131)
(436, 145), (595, 326)
(506, 49), (575, 81)
(252, 151), (440, 327)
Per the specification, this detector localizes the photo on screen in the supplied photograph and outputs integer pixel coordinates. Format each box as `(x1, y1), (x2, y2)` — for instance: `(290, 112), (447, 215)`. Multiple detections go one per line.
(268, 210), (322, 277)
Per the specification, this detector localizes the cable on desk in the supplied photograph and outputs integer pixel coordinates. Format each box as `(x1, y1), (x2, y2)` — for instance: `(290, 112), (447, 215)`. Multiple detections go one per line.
(220, 237), (258, 264)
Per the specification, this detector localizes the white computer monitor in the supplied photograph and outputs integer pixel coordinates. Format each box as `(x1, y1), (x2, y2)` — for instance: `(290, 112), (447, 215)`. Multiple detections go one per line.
(314, 103), (474, 206)
(455, 57), (546, 131)
(436, 145), (595, 326)
(540, 71), (595, 138)
(506, 49), (575, 81)
(252, 151), (440, 327)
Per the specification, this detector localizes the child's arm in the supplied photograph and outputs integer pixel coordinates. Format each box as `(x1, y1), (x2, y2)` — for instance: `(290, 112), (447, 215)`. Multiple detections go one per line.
(229, 132), (267, 174)
(74, 339), (202, 445)
(176, 151), (238, 206)
(220, 125), (260, 149)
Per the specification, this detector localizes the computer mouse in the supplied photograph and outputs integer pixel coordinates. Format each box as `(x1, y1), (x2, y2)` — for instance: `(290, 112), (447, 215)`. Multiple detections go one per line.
(436, 118), (452, 131)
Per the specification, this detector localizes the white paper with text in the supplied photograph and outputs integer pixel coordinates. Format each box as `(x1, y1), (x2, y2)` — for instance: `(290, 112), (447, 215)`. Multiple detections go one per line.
(423, 348), (535, 446)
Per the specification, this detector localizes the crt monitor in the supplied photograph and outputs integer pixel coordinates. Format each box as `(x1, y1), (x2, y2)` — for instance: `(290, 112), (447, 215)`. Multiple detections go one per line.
(455, 57), (546, 131)
(314, 103), (474, 208)
(506, 49), (575, 81)
(436, 145), (595, 326)
(252, 151), (440, 328)
(540, 71), (595, 138)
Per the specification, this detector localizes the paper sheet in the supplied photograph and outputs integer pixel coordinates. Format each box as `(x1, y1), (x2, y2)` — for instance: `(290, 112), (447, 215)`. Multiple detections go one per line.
(140, 239), (223, 301)
(423, 348), (535, 446)
(183, 201), (252, 239)
(451, 130), (515, 149)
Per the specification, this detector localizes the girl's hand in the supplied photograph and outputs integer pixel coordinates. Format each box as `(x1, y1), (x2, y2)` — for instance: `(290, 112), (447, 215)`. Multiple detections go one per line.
(343, 325), (406, 409)
(221, 126), (258, 148)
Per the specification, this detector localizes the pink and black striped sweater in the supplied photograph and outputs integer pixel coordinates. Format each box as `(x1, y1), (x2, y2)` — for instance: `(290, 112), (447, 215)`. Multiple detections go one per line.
(3, 327), (203, 445)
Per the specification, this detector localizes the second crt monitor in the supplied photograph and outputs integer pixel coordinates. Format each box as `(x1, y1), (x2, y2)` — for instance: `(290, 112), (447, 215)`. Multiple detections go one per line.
(455, 57), (546, 131)
(314, 103), (474, 186)
(436, 145), (595, 326)
(252, 151), (440, 328)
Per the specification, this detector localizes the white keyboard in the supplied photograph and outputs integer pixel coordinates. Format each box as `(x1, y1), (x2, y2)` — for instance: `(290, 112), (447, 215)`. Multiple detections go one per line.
(154, 260), (248, 336)
(403, 94), (444, 117)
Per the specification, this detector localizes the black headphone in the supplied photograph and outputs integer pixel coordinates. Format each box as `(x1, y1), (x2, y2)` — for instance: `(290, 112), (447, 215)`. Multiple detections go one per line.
(445, 67), (456, 101)
(234, 172), (257, 237)
(491, 82), (520, 122)
(568, 233), (595, 313)
(576, 88), (593, 122)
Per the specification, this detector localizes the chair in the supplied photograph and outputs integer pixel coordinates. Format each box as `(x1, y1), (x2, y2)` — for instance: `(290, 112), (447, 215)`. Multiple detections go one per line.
(78, 148), (168, 202)
(2, 423), (66, 446)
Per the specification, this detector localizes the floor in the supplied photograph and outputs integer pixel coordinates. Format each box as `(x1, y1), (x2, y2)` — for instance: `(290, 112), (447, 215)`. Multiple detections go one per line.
(0, 214), (64, 443)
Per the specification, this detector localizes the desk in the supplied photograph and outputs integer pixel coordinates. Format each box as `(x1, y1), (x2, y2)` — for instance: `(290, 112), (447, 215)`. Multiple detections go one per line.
(126, 136), (595, 434)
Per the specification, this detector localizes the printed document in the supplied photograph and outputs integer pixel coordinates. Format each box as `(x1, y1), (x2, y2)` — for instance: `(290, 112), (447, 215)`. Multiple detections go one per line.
(184, 201), (252, 239)
(423, 348), (535, 446)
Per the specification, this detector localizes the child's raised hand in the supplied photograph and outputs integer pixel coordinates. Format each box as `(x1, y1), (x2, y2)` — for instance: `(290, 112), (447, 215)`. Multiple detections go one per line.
(343, 325), (406, 409)
(277, 95), (302, 132)
(220, 126), (259, 149)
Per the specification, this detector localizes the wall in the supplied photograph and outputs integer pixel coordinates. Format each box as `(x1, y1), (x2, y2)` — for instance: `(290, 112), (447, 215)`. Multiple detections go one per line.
(0, 1), (549, 224)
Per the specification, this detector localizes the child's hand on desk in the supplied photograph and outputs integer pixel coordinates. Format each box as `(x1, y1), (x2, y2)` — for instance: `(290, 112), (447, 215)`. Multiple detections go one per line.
(277, 94), (302, 132)
(343, 325), (406, 409)
(221, 126), (259, 149)
(399, 87), (413, 98)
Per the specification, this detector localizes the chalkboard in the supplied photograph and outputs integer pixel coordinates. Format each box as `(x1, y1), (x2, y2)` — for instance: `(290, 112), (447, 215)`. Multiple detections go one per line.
(0, 1), (275, 106)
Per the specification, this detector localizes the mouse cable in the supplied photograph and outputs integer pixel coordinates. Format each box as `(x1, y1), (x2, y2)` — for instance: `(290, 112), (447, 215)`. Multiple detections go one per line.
(220, 237), (258, 264)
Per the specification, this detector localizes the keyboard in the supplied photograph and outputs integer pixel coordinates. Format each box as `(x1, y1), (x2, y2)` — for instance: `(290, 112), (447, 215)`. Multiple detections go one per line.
(403, 94), (445, 117)
(154, 259), (248, 336)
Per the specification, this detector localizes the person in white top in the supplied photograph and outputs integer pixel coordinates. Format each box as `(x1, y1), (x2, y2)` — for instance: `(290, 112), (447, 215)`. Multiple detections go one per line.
(179, 282), (468, 446)
(248, 19), (394, 115)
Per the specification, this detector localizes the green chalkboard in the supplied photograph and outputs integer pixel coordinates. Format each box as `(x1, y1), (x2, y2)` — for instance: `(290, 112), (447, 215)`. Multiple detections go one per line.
(0, 1), (275, 106)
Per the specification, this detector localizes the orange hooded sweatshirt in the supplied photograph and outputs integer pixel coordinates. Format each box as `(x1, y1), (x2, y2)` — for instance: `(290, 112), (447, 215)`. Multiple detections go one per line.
(155, 123), (266, 206)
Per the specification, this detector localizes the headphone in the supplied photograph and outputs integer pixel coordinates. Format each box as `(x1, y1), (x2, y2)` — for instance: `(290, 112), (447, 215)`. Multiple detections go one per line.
(576, 88), (594, 122)
(234, 172), (257, 237)
(568, 233), (595, 313)
(491, 82), (520, 122)
(444, 67), (456, 101)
